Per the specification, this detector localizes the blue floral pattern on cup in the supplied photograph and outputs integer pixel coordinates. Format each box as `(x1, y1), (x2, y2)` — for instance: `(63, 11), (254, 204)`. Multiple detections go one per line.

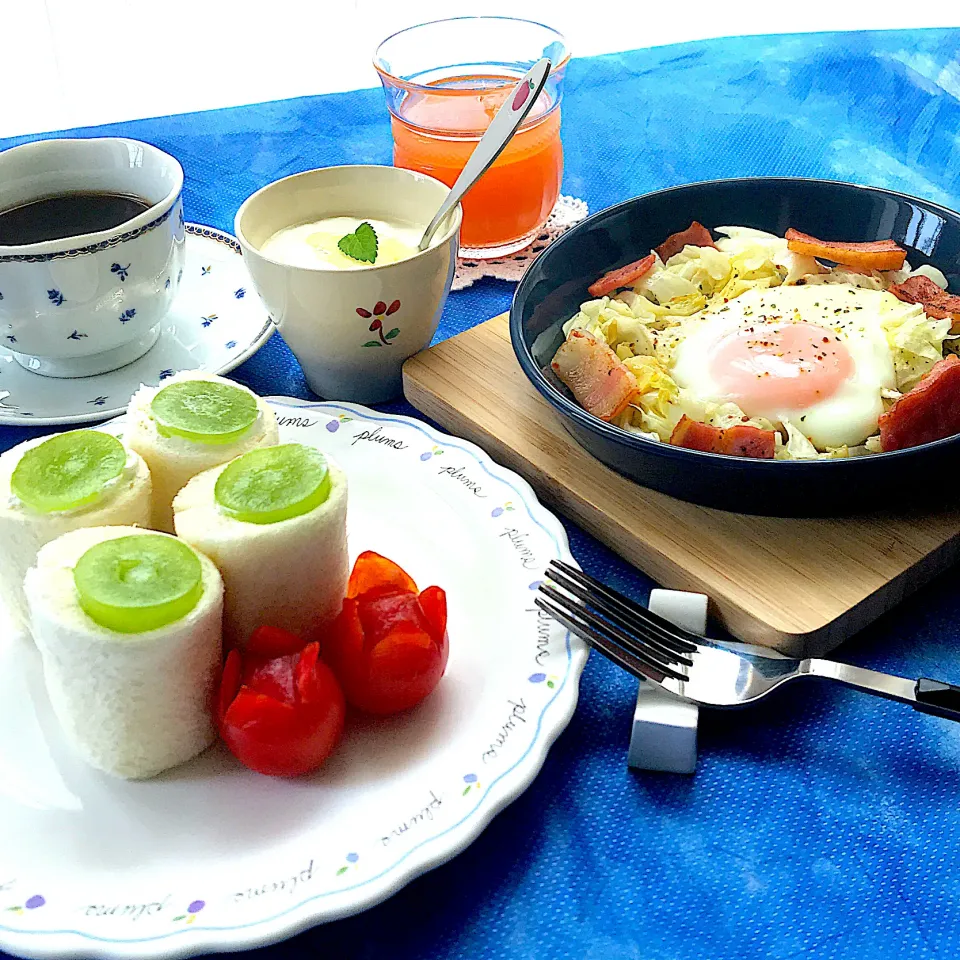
(119, 309), (136, 323)
(47, 289), (64, 306)
(110, 263), (130, 281)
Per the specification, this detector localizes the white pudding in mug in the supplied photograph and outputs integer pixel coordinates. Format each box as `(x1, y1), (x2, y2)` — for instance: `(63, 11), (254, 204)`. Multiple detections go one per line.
(235, 165), (461, 404)
(261, 217), (420, 269)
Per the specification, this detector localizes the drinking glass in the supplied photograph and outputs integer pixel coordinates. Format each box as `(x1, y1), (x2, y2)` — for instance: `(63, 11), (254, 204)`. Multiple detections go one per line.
(374, 17), (569, 259)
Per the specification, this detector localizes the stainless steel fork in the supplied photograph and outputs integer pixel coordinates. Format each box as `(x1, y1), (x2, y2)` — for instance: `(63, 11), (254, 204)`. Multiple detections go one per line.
(537, 559), (960, 722)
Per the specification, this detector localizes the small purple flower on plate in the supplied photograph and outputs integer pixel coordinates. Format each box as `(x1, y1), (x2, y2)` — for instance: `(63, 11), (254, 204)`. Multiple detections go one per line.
(87, 396), (108, 406)
(47, 289), (64, 306)
(234, 287), (246, 299)
(159, 368), (174, 380)
(225, 340), (237, 349)
(528, 672), (547, 684)
(119, 308), (136, 323)
(171, 899), (204, 924)
(326, 415), (352, 434)
(24, 896), (45, 910)
(67, 330), (87, 340)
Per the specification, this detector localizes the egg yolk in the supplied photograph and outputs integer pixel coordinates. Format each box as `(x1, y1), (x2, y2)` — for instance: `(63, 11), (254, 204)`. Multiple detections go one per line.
(710, 321), (854, 413)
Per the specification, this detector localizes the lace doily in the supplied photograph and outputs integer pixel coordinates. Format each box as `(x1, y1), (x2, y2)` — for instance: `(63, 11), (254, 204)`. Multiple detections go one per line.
(453, 195), (589, 290)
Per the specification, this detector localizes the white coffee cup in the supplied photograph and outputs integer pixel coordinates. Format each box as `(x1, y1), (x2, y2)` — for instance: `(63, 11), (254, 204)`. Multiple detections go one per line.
(0, 137), (185, 378)
(235, 165), (461, 404)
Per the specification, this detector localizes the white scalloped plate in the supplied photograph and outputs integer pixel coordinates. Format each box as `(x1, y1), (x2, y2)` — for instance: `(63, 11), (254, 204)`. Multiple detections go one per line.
(0, 399), (587, 959)
(0, 224), (274, 426)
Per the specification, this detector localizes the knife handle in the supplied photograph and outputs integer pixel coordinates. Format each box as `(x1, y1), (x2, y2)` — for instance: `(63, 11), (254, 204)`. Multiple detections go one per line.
(913, 678), (960, 722)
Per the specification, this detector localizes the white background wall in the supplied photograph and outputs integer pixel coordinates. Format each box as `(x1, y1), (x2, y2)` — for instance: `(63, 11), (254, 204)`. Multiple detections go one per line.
(2, 0), (959, 139)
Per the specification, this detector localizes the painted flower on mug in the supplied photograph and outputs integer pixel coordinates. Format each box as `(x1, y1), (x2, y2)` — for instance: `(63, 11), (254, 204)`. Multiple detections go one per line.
(358, 299), (401, 348)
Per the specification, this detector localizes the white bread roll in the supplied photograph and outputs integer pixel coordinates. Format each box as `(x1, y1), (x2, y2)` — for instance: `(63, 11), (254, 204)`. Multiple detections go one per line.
(24, 526), (223, 780)
(0, 434), (152, 635)
(125, 372), (279, 533)
(173, 456), (348, 649)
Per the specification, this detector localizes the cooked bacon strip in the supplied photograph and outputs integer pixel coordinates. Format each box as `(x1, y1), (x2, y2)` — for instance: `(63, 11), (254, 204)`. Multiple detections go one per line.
(655, 221), (716, 262)
(669, 415), (776, 459)
(669, 415), (722, 452)
(879, 354), (960, 451)
(784, 228), (907, 271)
(587, 253), (657, 298)
(718, 424), (778, 458)
(889, 275), (960, 332)
(551, 329), (638, 422)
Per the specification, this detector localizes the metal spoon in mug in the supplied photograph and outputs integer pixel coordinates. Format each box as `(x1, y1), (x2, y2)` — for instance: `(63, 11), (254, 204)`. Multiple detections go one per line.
(417, 57), (553, 252)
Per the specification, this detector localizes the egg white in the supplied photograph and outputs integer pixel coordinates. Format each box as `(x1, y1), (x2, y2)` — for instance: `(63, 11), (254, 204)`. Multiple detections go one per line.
(666, 284), (900, 449)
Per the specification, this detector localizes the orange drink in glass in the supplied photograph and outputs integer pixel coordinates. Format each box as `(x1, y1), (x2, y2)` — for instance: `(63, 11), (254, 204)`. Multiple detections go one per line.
(375, 18), (569, 259)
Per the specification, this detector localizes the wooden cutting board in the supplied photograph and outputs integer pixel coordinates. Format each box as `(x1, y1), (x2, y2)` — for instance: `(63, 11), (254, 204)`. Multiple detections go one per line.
(403, 313), (960, 657)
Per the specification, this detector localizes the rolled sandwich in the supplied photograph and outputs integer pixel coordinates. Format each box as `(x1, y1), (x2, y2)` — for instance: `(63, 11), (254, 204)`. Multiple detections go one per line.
(174, 443), (348, 648)
(126, 372), (279, 532)
(0, 430), (151, 634)
(24, 526), (223, 780)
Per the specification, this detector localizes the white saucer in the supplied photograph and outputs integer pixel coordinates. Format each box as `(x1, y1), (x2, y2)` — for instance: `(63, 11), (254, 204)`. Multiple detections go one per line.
(0, 224), (275, 426)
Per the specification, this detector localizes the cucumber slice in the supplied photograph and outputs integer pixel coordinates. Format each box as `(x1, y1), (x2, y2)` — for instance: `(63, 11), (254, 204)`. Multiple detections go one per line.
(11, 431), (126, 514)
(151, 380), (258, 445)
(74, 534), (204, 634)
(214, 444), (331, 525)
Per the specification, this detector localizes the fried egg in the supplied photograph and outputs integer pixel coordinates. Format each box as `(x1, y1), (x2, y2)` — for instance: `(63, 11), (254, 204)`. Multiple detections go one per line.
(666, 284), (900, 448)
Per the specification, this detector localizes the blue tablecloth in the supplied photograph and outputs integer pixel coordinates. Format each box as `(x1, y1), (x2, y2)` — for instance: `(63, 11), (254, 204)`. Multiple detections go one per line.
(4, 27), (960, 960)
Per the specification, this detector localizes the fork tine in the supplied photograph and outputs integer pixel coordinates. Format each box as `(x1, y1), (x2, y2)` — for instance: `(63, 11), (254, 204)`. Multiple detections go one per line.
(547, 559), (699, 657)
(539, 583), (690, 678)
(535, 596), (674, 685)
(544, 564), (694, 668)
(537, 586), (689, 683)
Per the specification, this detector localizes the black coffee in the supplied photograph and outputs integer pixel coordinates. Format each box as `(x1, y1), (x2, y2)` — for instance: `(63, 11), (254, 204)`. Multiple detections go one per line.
(0, 191), (152, 245)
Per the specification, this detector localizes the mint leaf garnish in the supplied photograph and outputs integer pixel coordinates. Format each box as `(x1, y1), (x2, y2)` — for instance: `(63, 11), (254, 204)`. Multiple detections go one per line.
(338, 222), (378, 263)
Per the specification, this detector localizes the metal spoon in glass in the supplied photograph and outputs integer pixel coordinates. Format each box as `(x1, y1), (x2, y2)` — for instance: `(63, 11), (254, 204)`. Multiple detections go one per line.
(417, 57), (553, 252)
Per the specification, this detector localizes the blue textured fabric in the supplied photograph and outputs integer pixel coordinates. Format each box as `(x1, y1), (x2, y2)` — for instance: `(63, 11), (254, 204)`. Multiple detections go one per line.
(4, 28), (960, 959)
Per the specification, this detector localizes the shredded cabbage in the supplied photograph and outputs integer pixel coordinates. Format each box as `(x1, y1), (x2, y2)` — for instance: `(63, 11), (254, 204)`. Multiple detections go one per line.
(882, 300), (951, 392)
(908, 263), (949, 289)
(774, 421), (850, 460)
